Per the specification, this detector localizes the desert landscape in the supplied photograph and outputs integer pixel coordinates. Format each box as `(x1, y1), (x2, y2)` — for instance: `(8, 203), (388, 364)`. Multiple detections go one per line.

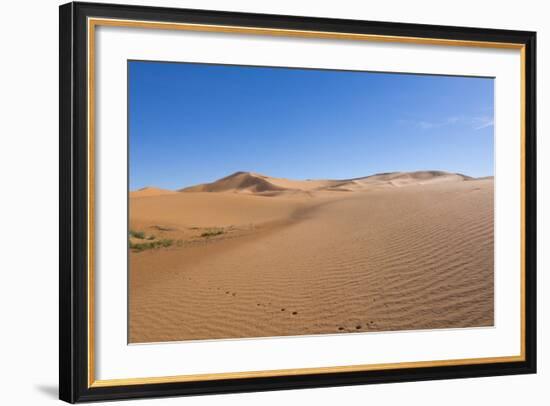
(128, 170), (494, 343)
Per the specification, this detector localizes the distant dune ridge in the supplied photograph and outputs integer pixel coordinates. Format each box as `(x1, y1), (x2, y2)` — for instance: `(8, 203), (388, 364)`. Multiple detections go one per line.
(130, 186), (177, 198)
(177, 170), (477, 195)
(129, 170), (494, 343)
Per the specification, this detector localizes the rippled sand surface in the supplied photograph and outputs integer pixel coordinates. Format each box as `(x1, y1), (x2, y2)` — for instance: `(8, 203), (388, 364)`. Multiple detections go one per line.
(129, 172), (493, 343)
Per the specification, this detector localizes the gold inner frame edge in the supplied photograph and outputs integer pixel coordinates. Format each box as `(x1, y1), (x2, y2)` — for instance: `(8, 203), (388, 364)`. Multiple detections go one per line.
(87, 17), (527, 388)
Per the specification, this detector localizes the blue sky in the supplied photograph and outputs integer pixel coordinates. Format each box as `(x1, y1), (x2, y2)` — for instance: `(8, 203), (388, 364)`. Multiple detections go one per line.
(129, 61), (494, 190)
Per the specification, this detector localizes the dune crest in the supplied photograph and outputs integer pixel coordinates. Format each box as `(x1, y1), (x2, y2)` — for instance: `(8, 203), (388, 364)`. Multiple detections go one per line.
(179, 171), (289, 194)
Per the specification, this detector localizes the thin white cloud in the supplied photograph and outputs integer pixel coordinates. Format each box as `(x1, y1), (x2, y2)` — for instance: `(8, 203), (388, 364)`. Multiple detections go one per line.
(418, 121), (437, 130)
(472, 116), (494, 130)
(401, 115), (493, 131)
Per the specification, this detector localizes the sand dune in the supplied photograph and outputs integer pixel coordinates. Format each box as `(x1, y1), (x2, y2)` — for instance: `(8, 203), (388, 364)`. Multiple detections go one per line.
(323, 171), (472, 192)
(130, 186), (177, 198)
(179, 171), (342, 195)
(129, 171), (494, 343)
(130, 191), (315, 230)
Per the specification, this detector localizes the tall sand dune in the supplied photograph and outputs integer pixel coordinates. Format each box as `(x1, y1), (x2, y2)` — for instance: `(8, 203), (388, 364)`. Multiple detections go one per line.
(129, 172), (494, 343)
(179, 171), (341, 195)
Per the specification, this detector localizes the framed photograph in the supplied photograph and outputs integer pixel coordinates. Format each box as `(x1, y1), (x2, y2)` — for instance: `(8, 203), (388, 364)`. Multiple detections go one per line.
(59, 2), (536, 403)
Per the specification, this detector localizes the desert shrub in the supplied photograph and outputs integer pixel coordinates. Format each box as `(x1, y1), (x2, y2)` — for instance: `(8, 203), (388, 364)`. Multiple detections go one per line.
(129, 241), (153, 252)
(130, 239), (174, 252)
(159, 239), (174, 248)
(200, 228), (224, 238)
(129, 230), (145, 239)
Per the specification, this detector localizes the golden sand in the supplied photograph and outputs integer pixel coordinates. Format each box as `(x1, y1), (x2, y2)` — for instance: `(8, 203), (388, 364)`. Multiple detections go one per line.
(129, 171), (493, 343)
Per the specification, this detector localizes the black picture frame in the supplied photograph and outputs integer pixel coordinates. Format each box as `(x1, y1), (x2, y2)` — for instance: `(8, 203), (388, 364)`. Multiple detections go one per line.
(59, 1), (537, 403)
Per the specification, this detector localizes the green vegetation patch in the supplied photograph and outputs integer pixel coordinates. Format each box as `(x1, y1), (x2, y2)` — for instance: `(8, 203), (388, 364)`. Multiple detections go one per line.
(200, 228), (225, 238)
(130, 238), (174, 252)
(129, 229), (180, 252)
(129, 230), (146, 239)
